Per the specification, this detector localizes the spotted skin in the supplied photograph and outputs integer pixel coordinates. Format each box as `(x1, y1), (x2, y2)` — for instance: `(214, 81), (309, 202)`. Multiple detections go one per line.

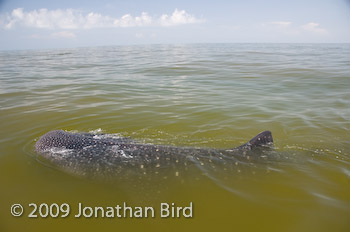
(35, 130), (274, 179)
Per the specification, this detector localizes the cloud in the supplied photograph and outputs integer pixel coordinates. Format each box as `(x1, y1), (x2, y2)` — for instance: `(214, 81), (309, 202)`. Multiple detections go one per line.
(116, 12), (153, 27)
(268, 21), (292, 27)
(3, 8), (80, 29)
(1, 8), (203, 30)
(260, 21), (299, 36)
(135, 33), (144, 38)
(301, 22), (328, 34)
(261, 21), (328, 36)
(160, 9), (203, 26)
(50, 31), (76, 39)
(26, 31), (77, 39)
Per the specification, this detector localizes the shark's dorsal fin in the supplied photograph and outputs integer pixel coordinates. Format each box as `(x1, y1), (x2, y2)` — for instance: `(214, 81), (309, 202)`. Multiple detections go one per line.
(237, 131), (274, 150)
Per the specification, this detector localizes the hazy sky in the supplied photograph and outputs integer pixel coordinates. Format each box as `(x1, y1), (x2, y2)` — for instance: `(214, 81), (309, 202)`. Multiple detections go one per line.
(0, 0), (349, 50)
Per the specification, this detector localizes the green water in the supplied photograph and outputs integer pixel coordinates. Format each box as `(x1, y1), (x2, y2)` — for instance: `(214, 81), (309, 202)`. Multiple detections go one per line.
(0, 44), (349, 231)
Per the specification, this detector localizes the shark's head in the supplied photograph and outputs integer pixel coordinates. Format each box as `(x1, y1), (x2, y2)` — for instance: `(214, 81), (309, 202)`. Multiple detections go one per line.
(35, 130), (93, 153)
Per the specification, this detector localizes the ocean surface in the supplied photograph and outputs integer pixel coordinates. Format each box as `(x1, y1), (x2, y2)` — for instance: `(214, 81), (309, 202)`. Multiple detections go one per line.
(0, 43), (349, 231)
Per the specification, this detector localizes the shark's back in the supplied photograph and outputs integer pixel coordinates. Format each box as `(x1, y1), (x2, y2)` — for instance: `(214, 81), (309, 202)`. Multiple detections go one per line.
(35, 130), (274, 179)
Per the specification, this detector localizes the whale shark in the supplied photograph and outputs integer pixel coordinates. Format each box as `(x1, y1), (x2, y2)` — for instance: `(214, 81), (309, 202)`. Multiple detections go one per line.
(35, 130), (274, 179)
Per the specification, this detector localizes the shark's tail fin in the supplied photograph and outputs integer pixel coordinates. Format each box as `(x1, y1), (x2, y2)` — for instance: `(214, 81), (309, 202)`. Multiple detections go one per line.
(237, 131), (274, 150)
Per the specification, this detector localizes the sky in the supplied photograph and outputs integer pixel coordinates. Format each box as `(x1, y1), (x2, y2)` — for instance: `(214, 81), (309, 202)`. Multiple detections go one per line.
(0, 0), (349, 50)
